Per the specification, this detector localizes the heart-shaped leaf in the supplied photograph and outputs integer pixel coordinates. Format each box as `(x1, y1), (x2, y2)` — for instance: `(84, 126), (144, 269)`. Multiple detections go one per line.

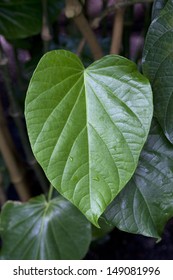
(103, 119), (173, 239)
(0, 195), (91, 260)
(25, 50), (153, 226)
(143, 0), (173, 143)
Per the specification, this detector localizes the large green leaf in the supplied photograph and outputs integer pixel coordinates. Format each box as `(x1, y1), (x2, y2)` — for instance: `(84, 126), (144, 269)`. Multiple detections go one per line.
(25, 50), (153, 226)
(0, 195), (91, 260)
(0, 0), (63, 39)
(143, 0), (173, 143)
(103, 119), (173, 239)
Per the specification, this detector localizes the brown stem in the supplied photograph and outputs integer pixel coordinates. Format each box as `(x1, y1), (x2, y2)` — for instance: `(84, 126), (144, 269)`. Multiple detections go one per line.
(76, 38), (86, 57)
(65, 0), (103, 60)
(74, 14), (103, 60)
(0, 45), (48, 194)
(65, 0), (82, 18)
(92, 0), (153, 28)
(0, 101), (31, 201)
(110, 7), (125, 54)
(75, 0), (153, 57)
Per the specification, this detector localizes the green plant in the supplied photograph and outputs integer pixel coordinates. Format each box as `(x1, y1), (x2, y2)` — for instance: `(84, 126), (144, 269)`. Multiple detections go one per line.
(1, 0), (173, 260)
(24, 50), (153, 227)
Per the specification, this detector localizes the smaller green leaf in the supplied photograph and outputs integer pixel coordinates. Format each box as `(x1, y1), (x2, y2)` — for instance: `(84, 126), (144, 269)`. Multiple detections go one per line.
(103, 119), (173, 239)
(0, 195), (91, 260)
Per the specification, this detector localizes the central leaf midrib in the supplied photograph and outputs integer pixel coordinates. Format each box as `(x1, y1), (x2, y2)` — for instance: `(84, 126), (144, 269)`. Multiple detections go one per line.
(83, 68), (137, 214)
(84, 70), (92, 212)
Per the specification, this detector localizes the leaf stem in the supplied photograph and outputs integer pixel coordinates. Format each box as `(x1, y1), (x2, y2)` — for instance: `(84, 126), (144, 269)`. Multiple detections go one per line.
(92, 0), (153, 29)
(65, 0), (103, 60)
(0, 100), (31, 201)
(0, 43), (48, 194)
(41, 0), (52, 53)
(47, 184), (54, 202)
(110, 3), (125, 54)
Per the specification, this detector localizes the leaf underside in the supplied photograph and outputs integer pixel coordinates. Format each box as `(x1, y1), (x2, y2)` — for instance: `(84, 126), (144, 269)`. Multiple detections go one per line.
(25, 50), (153, 226)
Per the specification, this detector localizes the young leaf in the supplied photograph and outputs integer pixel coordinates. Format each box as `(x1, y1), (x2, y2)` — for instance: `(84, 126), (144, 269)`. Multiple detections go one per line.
(25, 50), (153, 226)
(143, 0), (173, 143)
(103, 119), (173, 239)
(0, 195), (91, 260)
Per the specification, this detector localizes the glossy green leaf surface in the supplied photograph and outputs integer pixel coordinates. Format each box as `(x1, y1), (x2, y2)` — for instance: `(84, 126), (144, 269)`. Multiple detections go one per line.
(0, 195), (91, 260)
(0, 0), (63, 39)
(103, 119), (173, 239)
(143, 0), (173, 143)
(25, 50), (153, 226)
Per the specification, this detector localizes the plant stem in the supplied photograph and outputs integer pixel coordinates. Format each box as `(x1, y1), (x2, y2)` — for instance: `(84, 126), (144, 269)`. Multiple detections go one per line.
(47, 184), (54, 202)
(76, 38), (86, 57)
(13, 47), (25, 91)
(41, 0), (52, 53)
(0, 101), (31, 201)
(92, 0), (153, 28)
(0, 44), (48, 194)
(74, 14), (103, 60)
(110, 5), (125, 54)
(75, 0), (153, 57)
(65, 0), (103, 60)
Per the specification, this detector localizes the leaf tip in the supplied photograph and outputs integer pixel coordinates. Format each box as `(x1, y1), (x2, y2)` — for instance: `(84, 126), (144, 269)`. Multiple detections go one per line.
(85, 211), (101, 228)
